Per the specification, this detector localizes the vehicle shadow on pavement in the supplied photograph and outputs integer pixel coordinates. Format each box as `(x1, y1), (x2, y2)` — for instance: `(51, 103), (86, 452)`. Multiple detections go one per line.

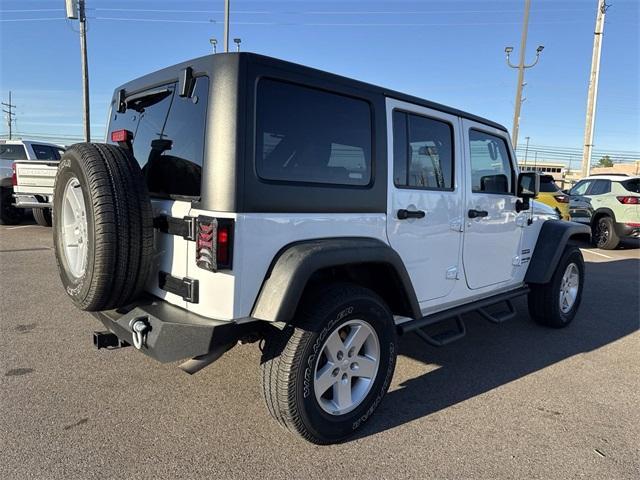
(353, 258), (640, 440)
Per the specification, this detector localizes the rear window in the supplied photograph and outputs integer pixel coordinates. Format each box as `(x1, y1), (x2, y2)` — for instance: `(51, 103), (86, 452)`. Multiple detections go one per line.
(255, 78), (372, 187)
(0, 144), (27, 160)
(539, 175), (560, 193)
(32, 144), (62, 160)
(108, 76), (209, 198)
(621, 179), (640, 193)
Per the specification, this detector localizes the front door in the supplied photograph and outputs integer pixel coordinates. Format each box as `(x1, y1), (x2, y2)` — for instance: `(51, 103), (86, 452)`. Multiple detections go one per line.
(386, 99), (463, 303)
(461, 120), (522, 289)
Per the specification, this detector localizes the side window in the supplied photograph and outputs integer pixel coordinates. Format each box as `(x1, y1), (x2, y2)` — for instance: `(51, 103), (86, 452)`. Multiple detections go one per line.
(468, 130), (513, 194)
(256, 79), (372, 187)
(31, 144), (62, 160)
(393, 110), (454, 190)
(108, 76), (209, 198)
(588, 179), (611, 195)
(571, 180), (591, 195)
(0, 144), (27, 160)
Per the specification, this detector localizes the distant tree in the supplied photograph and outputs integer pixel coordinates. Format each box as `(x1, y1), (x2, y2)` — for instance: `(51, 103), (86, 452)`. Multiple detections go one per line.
(598, 155), (614, 167)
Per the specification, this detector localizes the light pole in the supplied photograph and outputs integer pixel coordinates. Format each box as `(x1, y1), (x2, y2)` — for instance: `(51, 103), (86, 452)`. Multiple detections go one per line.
(523, 136), (530, 166)
(233, 38), (241, 52)
(504, 0), (544, 150)
(66, 0), (91, 142)
(224, 0), (230, 52)
(210, 37), (218, 54)
(581, 1), (609, 178)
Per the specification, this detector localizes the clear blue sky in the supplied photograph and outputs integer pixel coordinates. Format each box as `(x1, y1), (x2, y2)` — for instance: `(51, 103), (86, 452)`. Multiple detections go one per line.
(1, 0), (638, 162)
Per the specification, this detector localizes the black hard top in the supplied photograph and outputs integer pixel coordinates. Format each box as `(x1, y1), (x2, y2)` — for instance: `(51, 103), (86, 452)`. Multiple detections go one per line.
(114, 52), (508, 132)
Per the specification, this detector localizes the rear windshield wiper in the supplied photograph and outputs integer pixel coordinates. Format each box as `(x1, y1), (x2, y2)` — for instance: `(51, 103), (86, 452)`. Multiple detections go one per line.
(125, 87), (173, 113)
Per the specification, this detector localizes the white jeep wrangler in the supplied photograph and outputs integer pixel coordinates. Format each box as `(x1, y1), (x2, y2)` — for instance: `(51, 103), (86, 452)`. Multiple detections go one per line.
(52, 53), (590, 444)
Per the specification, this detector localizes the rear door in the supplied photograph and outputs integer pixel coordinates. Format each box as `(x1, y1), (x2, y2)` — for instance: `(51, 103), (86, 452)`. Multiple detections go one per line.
(386, 99), (463, 303)
(107, 76), (209, 309)
(461, 120), (522, 289)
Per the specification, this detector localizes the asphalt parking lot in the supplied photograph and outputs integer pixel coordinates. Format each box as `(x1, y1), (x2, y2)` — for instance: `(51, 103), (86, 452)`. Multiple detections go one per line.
(1, 223), (638, 479)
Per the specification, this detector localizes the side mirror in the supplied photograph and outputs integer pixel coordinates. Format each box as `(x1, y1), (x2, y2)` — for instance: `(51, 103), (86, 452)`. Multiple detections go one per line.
(516, 172), (539, 213)
(517, 172), (539, 199)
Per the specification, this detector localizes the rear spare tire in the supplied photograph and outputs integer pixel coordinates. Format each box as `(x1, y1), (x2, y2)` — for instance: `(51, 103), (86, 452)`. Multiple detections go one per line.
(53, 143), (154, 311)
(33, 207), (52, 227)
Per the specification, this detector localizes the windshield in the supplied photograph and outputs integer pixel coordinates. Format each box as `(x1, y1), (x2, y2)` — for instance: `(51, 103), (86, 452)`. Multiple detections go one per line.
(0, 144), (27, 160)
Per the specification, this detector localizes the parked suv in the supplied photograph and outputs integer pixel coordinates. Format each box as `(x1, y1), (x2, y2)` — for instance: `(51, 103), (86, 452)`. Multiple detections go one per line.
(569, 174), (640, 249)
(51, 53), (590, 444)
(537, 174), (570, 220)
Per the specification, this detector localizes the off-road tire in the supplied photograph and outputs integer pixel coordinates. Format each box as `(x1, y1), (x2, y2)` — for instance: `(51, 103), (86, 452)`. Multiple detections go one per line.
(33, 207), (52, 227)
(53, 143), (154, 311)
(0, 186), (24, 225)
(528, 246), (584, 328)
(260, 283), (397, 444)
(593, 216), (619, 250)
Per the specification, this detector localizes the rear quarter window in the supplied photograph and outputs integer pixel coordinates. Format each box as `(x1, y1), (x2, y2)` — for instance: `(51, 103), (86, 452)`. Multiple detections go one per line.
(255, 78), (372, 187)
(621, 179), (640, 193)
(32, 144), (62, 160)
(539, 176), (560, 192)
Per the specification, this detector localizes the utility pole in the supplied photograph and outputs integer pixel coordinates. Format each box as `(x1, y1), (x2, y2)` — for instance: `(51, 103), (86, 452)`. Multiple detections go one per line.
(224, 0), (230, 52)
(504, 0), (544, 150)
(581, 1), (609, 178)
(66, 0), (91, 142)
(1, 91), (16, 140)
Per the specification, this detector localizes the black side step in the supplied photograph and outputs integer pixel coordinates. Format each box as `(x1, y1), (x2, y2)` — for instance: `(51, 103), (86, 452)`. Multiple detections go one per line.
(477, 299), (517, 324)
(399, 287), (530, 345)
(413, 315), (466, 347)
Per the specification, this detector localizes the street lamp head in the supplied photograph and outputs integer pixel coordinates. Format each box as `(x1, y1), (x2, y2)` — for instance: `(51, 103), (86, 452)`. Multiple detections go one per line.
(536, 45), (544, 53)
(505, 46), (514, 54)
(210, 38), (217, 45)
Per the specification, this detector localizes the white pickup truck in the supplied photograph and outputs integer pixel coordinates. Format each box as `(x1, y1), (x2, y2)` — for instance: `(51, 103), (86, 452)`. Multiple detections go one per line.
(0, 139), (64, 225)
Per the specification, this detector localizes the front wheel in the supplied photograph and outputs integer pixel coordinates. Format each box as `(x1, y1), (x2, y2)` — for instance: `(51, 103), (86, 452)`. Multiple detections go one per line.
(260, 283), (397, 444)
(528, 246), (585, 328)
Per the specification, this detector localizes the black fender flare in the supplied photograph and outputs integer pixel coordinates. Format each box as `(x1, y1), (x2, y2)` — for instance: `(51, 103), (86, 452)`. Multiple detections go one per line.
(591, 207), (616, 226)
(525, 220), (591, 284)
(251, 237), (421, 323)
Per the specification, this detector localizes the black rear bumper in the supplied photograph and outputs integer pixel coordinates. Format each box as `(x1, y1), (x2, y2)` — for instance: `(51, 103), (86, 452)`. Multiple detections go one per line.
(615, 222), (640, 239)
(91, 295), (255, 363)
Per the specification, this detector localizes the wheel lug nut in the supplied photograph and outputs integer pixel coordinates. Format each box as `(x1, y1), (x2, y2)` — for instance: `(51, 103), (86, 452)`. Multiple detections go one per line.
(341, 373), (348, 381)
(337, 351), (344, 361)
(332, 368), (339, 377)
(350, 362), (358, 370)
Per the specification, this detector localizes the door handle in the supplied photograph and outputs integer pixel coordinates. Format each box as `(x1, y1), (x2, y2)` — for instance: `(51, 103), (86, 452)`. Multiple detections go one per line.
(468, 209), (488, 219)
(397, 209), (426, 220)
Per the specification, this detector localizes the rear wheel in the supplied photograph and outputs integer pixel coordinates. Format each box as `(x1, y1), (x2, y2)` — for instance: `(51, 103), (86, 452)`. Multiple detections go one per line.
(528, 246), (584, 328)
(52, 143), (154, 311)
(0, 186), (24, 225)
(260, 283), (397, 444)
(593, 216), (619, 250)
(33, 207), (52, 227)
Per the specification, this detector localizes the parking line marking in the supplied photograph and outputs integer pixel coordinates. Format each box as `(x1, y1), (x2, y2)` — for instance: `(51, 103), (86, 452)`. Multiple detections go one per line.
(581, 249), (613, 259)
(5, 225), (36, 230)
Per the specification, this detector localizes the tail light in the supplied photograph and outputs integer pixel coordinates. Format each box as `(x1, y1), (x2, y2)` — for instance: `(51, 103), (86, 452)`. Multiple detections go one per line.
(11, 162), (17, 186)
(110, 129), (133, 143)
(554, 194), (569, 204)
(196, 216), (233, 271)
(616, 196), (639, 204)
